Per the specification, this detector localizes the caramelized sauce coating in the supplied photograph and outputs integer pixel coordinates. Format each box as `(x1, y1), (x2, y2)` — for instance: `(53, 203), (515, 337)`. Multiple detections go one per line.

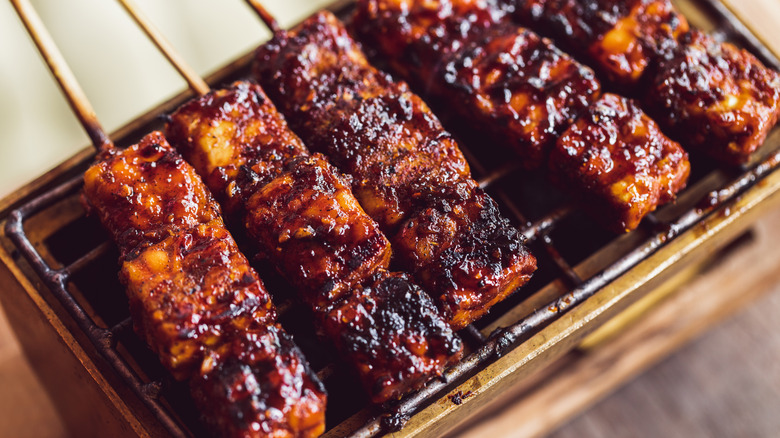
(645, 30), (780, 165)
(83, 132), (326, 436)
(83, 131), (221, 256)
(353, 0), (514, 89)
(441, 24), (601, 168)
(550, 94), (690, 232)
(244, 154), (391, 308)
(166, 81), (463, 403)
(191, 323), (327, 438)
(120, 220), (275, 379)
(166, 81), (308, 216)
(254, 11), (536, 329)
(254, 13), (470, 230)
(321, 272), (462, 403)
(515, 0), (689, 85)
(394, 180), (536, 328)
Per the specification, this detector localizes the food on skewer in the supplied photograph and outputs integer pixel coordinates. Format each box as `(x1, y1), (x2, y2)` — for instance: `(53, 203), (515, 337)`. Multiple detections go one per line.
(513, 0), (689, 86)
(352, 0), (690, 232)
(253, 11), (537, 330)
(354, 0), (515, 91)
(439, 23), (601, 169)
(83, 131), (327, 437)
(506, 1), (780, 164)
(167, 81), (463, 403)
(644, 30), (780, 165)
(550, 93), (690, 232)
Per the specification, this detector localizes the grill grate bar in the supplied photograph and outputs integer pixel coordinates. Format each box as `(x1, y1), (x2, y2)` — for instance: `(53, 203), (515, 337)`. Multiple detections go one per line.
(542, 234), (584, 288)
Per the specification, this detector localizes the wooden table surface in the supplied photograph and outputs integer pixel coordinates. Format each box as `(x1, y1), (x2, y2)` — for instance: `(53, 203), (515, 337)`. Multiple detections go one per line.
(1, 0), (779, 437)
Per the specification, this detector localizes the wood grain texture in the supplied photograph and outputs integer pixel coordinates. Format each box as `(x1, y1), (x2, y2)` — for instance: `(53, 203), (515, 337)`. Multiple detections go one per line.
(721, 0), (780, 56)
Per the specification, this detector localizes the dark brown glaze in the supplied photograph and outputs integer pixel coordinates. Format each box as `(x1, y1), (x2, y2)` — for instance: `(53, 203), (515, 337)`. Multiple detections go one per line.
(166, 80), (463, 403)
(82, 132), (327, 436)
(321, 272), (462, 403)
(254, 12), (470, 231)
(352, 0), (515, 90)
(191, 323), (327, 438)
(120, 220), (275, 379)
(514, 0), (689, 86)
(550, 94), (690, 232)
(394, 179), (537, 328)
(645, 30), (780, 165)
(254, 11), (536, 330)
(82, 131), (221, 256)
(166, 81), (308, 217)
(441, 24), (601, 168)
(243, 154), (391, 309)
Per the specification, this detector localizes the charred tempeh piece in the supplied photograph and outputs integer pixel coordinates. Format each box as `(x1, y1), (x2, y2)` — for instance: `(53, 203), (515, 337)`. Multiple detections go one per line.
(440, 23), (601, 169)
(353, 0), (690, 232)
(83, 131), (327, 437)
(321, 272), (462, 402)
(644, 30), (780, 165)
(354, 0), (601, 170)
(550, 94), (690, 232)
(513, 0), (689, 86)
(353, 0), (515, 91)
(253, 11), (537, 330)
(192, 324), (326, 438)
(167, 81), (463, 402)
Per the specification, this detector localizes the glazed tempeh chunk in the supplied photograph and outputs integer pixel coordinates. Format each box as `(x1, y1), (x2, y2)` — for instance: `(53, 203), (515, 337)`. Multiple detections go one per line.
(440, 24), (601, 168)
(83, 132), (221, 256)
(321, 272), (462, 403)
(82, 132), (326, 436)
(243, 154), (392, 309)
(166, 81), (309, 216)
(514, 0), (689, 85)
(191, 323), (327, 438)
(253, 14), (470, 231)
(644, 30), (780, 165)
(394, 179), (536, 328)
(166, 81), (463, 402)
(254, 11), (537, 329)
(120, 220), (275, 379)
(353, 0), (514, 89)
(550, 94), (690, 232)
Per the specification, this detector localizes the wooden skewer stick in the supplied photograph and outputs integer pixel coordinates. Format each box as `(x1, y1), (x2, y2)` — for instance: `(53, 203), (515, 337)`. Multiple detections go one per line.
(10, 0), (112, 151)
(115, 0), (210, 96)
(245, 0), (284, 35)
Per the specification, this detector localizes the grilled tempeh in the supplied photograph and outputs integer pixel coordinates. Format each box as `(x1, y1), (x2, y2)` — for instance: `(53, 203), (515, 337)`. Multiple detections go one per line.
(253, 11), (537, 330)
(508, 1), (780, 164)
(439, 23), (601, 169)
(550, 93), (690, 232)
(167, 81), (463, 403)
(83, 131), (326, 438)
(644, 30), (780, 165)
(513, 0), (689, 86)
(353, 0), (690, 232)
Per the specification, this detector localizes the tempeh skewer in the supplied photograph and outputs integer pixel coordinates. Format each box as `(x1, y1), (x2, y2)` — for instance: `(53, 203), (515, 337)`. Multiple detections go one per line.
(507, 0), (780, 165)
(352, 0), (691, 233)
(250, 7), (537, 330)
(11, 1), (326, 436)
(117, 0), (463, 403)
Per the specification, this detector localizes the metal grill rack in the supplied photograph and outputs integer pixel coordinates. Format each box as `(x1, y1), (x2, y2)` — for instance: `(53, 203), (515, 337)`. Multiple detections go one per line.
(3, 0), (780, 437)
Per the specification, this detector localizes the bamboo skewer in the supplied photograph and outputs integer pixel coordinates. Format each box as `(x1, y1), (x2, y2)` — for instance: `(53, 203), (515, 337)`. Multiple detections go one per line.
(245, 0), (284, 35)
(10, 0), (111, 150)
(115, 0), (210, 96)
